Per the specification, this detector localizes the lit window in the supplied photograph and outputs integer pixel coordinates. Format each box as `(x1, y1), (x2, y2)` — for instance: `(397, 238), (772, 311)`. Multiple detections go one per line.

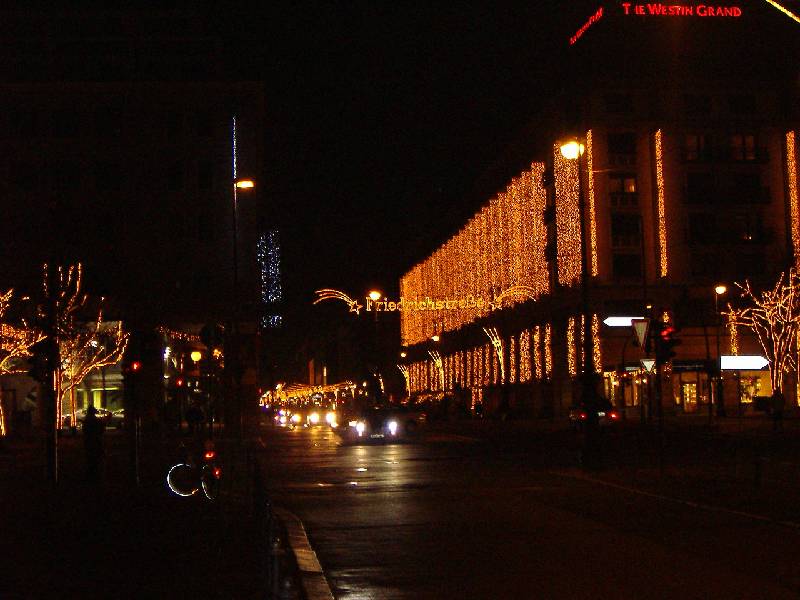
(730, 134), (756, 161)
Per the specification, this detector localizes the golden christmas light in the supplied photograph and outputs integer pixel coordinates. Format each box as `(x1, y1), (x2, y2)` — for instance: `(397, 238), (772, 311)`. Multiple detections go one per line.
(654, 129), (668, 277)
(786, 131), (800, 267)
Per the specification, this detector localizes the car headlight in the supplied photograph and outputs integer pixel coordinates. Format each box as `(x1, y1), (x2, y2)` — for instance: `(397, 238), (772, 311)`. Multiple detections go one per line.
(325, 411), (337, 425)
(309, 412), (320, 424)
(279, 415), (287, 424)
(387, 420), (398, 435)
(355, 421), (365, 436)
(291, 414), (301, 424)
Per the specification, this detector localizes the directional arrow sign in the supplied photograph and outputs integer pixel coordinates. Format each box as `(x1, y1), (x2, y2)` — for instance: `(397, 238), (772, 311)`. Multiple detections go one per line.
(640, 358), (656, 373)
(631, 318), (650, 348)
(603, 316), (644, 327)
(720, 355), (769, 370)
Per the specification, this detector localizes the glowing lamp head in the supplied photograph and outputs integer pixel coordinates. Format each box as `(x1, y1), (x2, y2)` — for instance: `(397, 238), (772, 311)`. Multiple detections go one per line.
(559, 140), (585, 160)
(368, 290), (382, 302)
(400, 351), (407, 358)
(234, 178), (255, 189)
(715, 285), (727, 296)
(431, 334), (440, 343)
(190, 351), (202, 362)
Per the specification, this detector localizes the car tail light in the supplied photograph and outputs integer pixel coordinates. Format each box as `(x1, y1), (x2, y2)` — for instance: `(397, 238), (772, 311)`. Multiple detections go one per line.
(609, 411), (619, 420)
(579, 412), (587, 420)
(204, 451), (216, 460)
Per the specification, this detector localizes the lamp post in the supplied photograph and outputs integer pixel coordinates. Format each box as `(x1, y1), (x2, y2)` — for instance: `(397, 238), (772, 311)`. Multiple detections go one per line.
(231, 177), (255, 438)
(714, 284), (727, 417)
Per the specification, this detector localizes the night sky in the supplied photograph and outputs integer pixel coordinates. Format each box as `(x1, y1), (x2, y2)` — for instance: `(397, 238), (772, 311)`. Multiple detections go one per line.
(214, 2), (571, 302)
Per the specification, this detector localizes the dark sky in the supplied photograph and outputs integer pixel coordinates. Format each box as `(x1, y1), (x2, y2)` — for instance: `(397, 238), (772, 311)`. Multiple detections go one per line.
(213, 2), (569, 303)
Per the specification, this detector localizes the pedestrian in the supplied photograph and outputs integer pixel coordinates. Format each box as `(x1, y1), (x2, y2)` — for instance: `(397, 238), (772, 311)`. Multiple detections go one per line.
(771, 388), (785, 432)
(83, 405), (106, 482)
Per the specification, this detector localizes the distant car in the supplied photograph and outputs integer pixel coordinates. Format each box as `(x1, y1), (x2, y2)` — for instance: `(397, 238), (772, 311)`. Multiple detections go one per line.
(568, 400), (620, 431)
(109, 408), (125, 429)
(341, 406), (424, 443)
(62, 407), (113, 429)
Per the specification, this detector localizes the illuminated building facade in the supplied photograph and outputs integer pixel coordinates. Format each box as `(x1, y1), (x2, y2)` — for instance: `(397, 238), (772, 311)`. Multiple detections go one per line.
(399, 1), (800, 416)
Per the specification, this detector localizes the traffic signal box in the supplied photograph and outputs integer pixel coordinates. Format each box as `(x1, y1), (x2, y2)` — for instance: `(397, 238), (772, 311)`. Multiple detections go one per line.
(28, 337), (58, 383)
(651, 320), (682, 365)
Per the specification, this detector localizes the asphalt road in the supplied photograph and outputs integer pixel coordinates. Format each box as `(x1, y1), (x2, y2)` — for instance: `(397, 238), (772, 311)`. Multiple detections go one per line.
(257, 424), (800, 599)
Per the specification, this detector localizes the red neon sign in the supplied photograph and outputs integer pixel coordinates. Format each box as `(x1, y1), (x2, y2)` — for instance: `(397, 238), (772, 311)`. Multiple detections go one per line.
(621, 3), (743, 17)
(570, 6), (604, 45)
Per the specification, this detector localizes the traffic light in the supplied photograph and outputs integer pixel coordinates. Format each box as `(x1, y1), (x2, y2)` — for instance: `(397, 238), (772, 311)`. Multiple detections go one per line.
(653, 321), (681, 364)
(122, 360), (142, 375)
(28, 337), (57, 383)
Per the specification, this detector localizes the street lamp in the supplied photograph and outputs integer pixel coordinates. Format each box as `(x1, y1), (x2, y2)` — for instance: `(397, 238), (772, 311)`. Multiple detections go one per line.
(431, 334), (440, 343)
(714, 284), (727, 416)
(231, 177), (255, 439)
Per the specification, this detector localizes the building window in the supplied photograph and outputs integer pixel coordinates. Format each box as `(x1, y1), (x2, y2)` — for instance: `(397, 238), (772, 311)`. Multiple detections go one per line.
(728, 94), (756, 114)
(609, 175), (637, 207)
(612, 253), (642, 279)
(604, 93), (633, 114)
(688, 214), (716, 245)
(730, 133), (756, 161)
(686, 172), (715, 204)
(611, 213), (641, 248)
(607, 132), (636, 155)
(607, 132), (637, 167)
(684, 134), (711, 161)
(684, 94), (712, 115)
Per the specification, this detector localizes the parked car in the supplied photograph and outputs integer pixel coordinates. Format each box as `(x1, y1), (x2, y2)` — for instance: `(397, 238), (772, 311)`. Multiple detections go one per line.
(568, 399), (620, 431)
(61, 407), (113, 429)
(109, 408), (125, 429)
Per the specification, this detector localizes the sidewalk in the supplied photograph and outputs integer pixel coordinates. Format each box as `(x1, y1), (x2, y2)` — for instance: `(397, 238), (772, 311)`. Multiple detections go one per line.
(0, 430), (263, 599)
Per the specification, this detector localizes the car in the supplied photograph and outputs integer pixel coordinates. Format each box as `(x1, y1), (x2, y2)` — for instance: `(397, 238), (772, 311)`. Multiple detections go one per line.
(340, 405), (424, 442)
(108, 408), (125, 429)
(61, 407), (113, 429)
(568, 400), (620, 431)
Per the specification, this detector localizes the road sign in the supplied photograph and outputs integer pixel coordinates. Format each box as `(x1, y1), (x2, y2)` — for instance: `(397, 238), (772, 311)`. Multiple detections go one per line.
(720, 355), (769, 370)
(603, 316), (644, 327)
(640, 358), (656, 373)
(631, 318), (650, 348)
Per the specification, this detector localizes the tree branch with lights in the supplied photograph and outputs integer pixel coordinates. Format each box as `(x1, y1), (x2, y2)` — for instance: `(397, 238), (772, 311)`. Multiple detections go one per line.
(42, 264), (129, 426)
(0, 289), (45, 376)
(726, 268), (800, 392)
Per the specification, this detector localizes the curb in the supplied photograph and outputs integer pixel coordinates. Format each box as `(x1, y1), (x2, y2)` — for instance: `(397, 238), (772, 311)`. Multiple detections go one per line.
(273, 506), (335, 600)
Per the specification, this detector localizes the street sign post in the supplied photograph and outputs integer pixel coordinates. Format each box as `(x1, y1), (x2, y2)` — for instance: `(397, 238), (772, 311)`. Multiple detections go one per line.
(631, 318), (650, 348)
(720, 355), (769, 370)
(640, 358), (656, 373)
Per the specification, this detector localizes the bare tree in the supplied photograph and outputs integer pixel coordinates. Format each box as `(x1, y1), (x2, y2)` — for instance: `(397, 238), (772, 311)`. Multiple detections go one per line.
(0, 289), (45, 375)
(42, 264), (129, 425)
(0, 289), (45, 436)
(727, 268), (800, 392)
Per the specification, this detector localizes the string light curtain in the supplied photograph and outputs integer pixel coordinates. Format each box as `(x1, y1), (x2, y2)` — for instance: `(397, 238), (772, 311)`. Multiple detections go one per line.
(786, 131), (800, 267)
(400, 163), (549, 345)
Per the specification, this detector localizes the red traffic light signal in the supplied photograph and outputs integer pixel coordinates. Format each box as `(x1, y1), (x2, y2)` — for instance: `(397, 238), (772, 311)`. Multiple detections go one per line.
(131, 361), (142, 372)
